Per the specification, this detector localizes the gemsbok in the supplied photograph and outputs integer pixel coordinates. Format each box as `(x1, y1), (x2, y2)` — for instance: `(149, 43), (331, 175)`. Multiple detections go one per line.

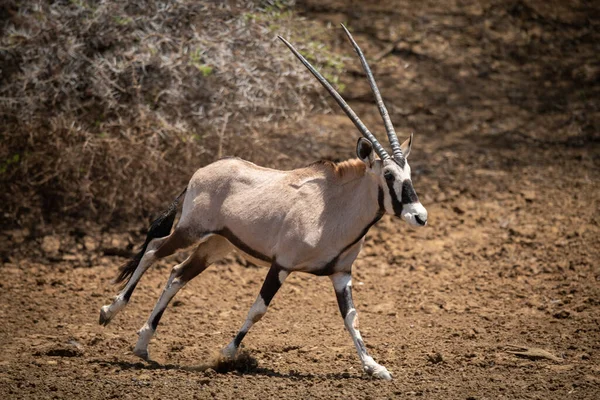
(99, 25), (428, 380)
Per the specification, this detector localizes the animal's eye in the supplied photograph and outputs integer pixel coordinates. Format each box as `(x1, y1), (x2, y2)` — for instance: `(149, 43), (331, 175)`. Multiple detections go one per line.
(384, 171), (394, 181)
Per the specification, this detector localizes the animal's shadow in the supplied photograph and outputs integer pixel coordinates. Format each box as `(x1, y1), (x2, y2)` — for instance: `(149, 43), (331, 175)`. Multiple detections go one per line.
(89, 351), (369, 381)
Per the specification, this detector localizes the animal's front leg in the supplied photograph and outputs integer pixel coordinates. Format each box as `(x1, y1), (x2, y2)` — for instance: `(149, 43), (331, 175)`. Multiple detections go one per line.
(221, 263), (289, 359)
(330, 272), (392, 380)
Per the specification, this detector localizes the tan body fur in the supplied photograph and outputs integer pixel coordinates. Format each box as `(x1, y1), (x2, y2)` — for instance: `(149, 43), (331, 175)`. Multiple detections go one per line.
(180, 157), (381, 273)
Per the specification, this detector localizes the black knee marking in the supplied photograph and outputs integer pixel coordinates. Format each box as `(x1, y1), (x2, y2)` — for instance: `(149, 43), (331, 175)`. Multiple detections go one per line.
(233, 330), (247, 347)
(259, 264), (284, 306)
(151, 309), (165, 331)
(335, 284), (353, 318)
(123, 282), (138, 302)
(232, 263), (285, 350)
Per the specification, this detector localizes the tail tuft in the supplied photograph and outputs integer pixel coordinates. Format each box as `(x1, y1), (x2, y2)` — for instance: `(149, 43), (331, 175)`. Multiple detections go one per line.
(114, 188), (187, 288)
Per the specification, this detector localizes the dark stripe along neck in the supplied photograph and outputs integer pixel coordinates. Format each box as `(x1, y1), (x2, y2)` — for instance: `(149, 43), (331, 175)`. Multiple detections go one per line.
(312, 187), (385, 276)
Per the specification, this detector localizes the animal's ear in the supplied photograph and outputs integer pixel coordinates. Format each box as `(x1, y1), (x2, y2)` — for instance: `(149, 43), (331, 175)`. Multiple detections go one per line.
(400, 133), (413, 158)
(356, 137), (375, 166)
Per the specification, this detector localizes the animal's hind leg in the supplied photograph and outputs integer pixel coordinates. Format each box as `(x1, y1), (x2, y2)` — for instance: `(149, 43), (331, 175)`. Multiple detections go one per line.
(100, 229), (194, 326)
(134, 235), (232, 360)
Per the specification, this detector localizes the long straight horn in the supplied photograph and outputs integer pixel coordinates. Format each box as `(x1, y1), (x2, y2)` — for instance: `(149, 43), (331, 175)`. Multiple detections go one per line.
(341, 24), (404, 161)
(278, 35), (390, 161)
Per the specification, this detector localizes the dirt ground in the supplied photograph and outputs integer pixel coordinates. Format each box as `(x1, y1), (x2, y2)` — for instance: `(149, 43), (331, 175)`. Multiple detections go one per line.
(1, 0), (599, 399)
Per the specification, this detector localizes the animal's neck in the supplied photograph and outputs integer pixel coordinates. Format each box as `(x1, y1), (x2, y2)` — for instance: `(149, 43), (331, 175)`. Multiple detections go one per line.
(328, 172), (384, 233)
(331, 159), (367, 183)
(309, 158), (367, 185)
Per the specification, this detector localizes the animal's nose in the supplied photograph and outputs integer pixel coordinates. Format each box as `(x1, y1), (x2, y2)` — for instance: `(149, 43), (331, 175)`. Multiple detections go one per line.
(414, 214), (427, 226)
(414, 207), (428, 226)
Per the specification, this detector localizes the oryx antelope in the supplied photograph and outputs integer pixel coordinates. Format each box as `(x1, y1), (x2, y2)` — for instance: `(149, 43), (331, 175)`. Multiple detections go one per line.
(99, 25), (427, 380)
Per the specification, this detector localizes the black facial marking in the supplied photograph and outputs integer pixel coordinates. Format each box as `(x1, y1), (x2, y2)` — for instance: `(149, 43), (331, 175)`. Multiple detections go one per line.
(259, 264), (284, 306)
(385, 178), (403, 215)
(401, 180), (419, 204)
(233, 330), (247, 347)
(335, 284), (354, 318)
(216, 227), (272, 263)
(311, 188), (385, 276)
(151, 309), (165, 331)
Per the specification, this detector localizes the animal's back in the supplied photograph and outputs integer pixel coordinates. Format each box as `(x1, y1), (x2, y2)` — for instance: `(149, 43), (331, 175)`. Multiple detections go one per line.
(180, 158), (319, 236)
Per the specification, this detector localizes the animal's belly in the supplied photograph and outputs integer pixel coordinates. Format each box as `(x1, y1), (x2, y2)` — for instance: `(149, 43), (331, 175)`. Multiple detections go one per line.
(234, 249), (272, 268)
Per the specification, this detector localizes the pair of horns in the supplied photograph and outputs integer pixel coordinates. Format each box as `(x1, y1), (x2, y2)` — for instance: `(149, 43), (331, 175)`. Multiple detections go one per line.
(279, 24), (403, 161)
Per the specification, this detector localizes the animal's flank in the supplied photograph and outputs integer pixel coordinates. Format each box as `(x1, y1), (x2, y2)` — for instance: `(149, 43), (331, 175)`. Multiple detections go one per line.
(114, 188), (186, 288)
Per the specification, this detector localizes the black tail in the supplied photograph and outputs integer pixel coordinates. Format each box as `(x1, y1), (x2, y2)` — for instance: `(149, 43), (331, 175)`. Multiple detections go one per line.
(114, 188), (187, 288)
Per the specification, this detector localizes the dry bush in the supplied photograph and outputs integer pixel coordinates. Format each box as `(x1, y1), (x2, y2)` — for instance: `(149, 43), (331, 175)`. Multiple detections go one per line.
(1, 0), (344, 228)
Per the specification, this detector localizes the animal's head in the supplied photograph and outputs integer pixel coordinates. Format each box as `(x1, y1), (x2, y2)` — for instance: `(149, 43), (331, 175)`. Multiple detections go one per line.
(356, 136), (427, 226)
(280, 24), (428, 227)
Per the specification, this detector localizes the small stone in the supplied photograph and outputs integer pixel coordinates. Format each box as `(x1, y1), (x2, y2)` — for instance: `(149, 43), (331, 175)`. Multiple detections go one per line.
(465, 329), (477, 339)
(41, 235), (61, 255)
(137, 373), (151, 381)
(452, 205), (465, 215)
(427, 352), (444, 364)
(521, 190), (536, 202)
(420, 303), (440, 314)
(575, 304), (587, 312)
(553, 310), (570, 319)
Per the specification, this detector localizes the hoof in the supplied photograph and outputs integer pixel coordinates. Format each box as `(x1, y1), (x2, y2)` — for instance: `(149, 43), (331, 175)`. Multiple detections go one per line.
(133, 347), (150, 361)
(220, 343), (238, 360)
(365, 364), (392, 381)
(99, 306), (112, 326)
(372, 368), (392, 380)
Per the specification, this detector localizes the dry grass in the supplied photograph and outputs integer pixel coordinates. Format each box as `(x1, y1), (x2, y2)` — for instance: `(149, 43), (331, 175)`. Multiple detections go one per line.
(0, 0), (345, 227)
